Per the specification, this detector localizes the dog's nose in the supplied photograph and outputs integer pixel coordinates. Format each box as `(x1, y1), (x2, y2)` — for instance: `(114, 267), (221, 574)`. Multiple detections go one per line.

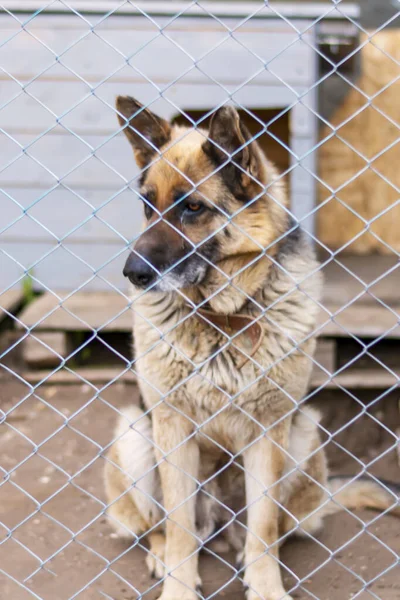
(123, 252), (156, 288)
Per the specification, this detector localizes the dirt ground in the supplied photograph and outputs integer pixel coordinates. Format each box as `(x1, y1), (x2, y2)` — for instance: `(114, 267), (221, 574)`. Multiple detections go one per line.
(0, 377), (399, 600)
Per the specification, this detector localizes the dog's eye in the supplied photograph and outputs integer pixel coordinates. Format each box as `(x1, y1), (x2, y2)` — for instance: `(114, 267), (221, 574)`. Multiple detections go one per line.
(141, 197), (153, 220)
(184, 201), (204, 214)
(144, 203), (153, 220)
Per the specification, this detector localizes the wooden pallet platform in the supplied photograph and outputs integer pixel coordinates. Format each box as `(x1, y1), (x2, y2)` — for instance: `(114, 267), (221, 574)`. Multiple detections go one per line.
(20, 366), (398, 391)
(16, 290), (400, 339)
(16, 291), (132, 332)
(16, 255), (400, 332)
(320, 255), (400, 308)
(15, 291), (133, 368)
(0, 288), (24, 322)
(317, 304), (400, 338)
(11, 255), (400, 380)
(21, 366), (137, 386)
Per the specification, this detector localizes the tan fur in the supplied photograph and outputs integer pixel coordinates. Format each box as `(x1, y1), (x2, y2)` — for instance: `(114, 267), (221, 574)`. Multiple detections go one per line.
(323, 477), (400, 518)
(318, 30), (400, 254)
(105, 98), (398, 600)
(105, 408), (327, 574)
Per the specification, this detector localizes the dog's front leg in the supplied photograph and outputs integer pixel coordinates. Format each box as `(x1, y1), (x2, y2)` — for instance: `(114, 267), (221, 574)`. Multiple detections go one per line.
(153, 407), (200, 600)
(243, 423), (291, 600)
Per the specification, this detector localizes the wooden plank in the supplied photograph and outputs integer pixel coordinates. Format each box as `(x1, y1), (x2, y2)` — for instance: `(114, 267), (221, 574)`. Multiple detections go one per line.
(0, 288), (24, 319)
(0, 80), (129, 136)
(0, 80), (299, 139)
(21, 366), (396, 390)
(0, 16), (311, 86)
(21, 366), (137, 385)
(0, 132), (134, 189)
(0, 2), (360, 20)
(23, 331), (67, 368)
(318, 304), (400, 338)
(15, 287), (400, 338)
(1, 186), (141, 243)
(311, 369), (399, 390)
(16, 291), (132, 331)
(322, 255), (400, 309)
(0, 240), (129, 293)
(312, 338), (335, 374)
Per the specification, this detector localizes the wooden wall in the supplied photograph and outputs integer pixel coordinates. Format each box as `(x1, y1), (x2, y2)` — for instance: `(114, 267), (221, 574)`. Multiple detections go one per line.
(0, 11), (313, 292)
(317, 30), (400, 254)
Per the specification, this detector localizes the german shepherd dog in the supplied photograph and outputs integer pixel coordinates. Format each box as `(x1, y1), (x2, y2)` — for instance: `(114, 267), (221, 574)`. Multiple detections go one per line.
(104, 97), (398, 600)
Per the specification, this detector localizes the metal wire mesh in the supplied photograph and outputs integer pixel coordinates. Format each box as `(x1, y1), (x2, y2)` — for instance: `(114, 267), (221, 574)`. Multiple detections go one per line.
(0, 2), (399, 599)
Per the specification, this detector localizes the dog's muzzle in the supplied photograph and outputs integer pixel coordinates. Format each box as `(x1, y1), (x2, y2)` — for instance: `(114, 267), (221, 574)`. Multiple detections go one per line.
(123, 252), (157, 288)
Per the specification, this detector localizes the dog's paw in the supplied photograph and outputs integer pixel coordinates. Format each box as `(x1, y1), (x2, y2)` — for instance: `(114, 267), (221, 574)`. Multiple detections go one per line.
(244, 565), (292, 600)
(155, 590), (199, 600)
(146, 551), (165, 580)
(146, 532), (166, 579)
(246, 587), (293, 600)
(156, 596), (198, 600)
(155, 576), (202, 600)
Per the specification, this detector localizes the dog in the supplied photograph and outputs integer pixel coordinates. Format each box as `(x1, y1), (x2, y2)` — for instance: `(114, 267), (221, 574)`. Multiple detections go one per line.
(104, 97), (399, 600)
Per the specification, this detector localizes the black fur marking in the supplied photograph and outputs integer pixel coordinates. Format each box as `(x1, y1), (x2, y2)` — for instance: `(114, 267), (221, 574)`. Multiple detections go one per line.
(285, 217), (302, 242)
(148, 296), (169, 307)
(208, 342), (231, 372)
(202, 107), (264, 204)
(217, 349), (231, 372)
(163, 345), (174, 359)
(138, 394), (147, 413)
(138, 169), (149, 188)
(203, 140), (252, 202)
(159, 308), (179, 326)
(117, 96), (171, 167)
(197, 237), (221, 263)
(276, 218), (303, 262)
(209, 341), (221, 356)
(168, 237), (219, 284)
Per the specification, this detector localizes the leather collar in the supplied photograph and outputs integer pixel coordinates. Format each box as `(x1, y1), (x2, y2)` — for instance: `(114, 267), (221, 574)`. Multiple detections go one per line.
(192, 306), (264, 369)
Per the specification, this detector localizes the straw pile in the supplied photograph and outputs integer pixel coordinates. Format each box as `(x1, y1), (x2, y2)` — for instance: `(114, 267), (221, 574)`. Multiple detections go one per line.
(318, 30), (400, 253)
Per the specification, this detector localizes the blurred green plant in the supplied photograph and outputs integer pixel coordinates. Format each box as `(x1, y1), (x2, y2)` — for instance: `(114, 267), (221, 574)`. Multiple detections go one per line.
(72, 331), (92, 363)
(21, 270), (35, 305)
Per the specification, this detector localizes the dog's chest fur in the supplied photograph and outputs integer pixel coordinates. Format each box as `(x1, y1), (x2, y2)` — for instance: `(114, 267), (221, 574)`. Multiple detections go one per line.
(131, 231), (321, 450)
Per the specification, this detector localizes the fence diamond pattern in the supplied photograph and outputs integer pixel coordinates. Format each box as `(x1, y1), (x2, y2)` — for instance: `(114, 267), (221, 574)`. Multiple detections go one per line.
(0, 2), (399, 600)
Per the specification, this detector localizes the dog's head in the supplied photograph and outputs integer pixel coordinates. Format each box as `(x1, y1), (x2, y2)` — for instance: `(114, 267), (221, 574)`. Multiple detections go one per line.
(118, 96), (287, 295)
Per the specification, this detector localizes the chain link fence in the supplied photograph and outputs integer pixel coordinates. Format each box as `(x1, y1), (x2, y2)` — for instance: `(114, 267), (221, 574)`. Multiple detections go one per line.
(0, 2), (399, 599)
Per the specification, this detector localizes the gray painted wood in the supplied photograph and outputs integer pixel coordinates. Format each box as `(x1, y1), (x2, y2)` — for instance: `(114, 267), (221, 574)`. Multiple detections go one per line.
(314, 339), (336, 373)
(0, 2), (360, 20)
(1, 187), (142, 242)
(0, 11), (320, 291)
(0, 288), (24, 319)
(0, 16), (313, 85)
(0, 82), (301, 135)
(1, 240), (130, 292)
(16, 290), (132, 331)
(23, 331), (67, 368)
(318, 304), (400, 339)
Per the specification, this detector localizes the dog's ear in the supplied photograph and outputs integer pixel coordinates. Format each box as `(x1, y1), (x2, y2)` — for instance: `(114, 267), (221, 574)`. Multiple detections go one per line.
(203, 106), (262, 197)
(116, 96), (171, 168)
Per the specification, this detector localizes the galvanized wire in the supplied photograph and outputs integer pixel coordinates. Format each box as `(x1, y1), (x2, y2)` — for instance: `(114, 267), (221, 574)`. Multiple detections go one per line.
(0, 2), (399, 599)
